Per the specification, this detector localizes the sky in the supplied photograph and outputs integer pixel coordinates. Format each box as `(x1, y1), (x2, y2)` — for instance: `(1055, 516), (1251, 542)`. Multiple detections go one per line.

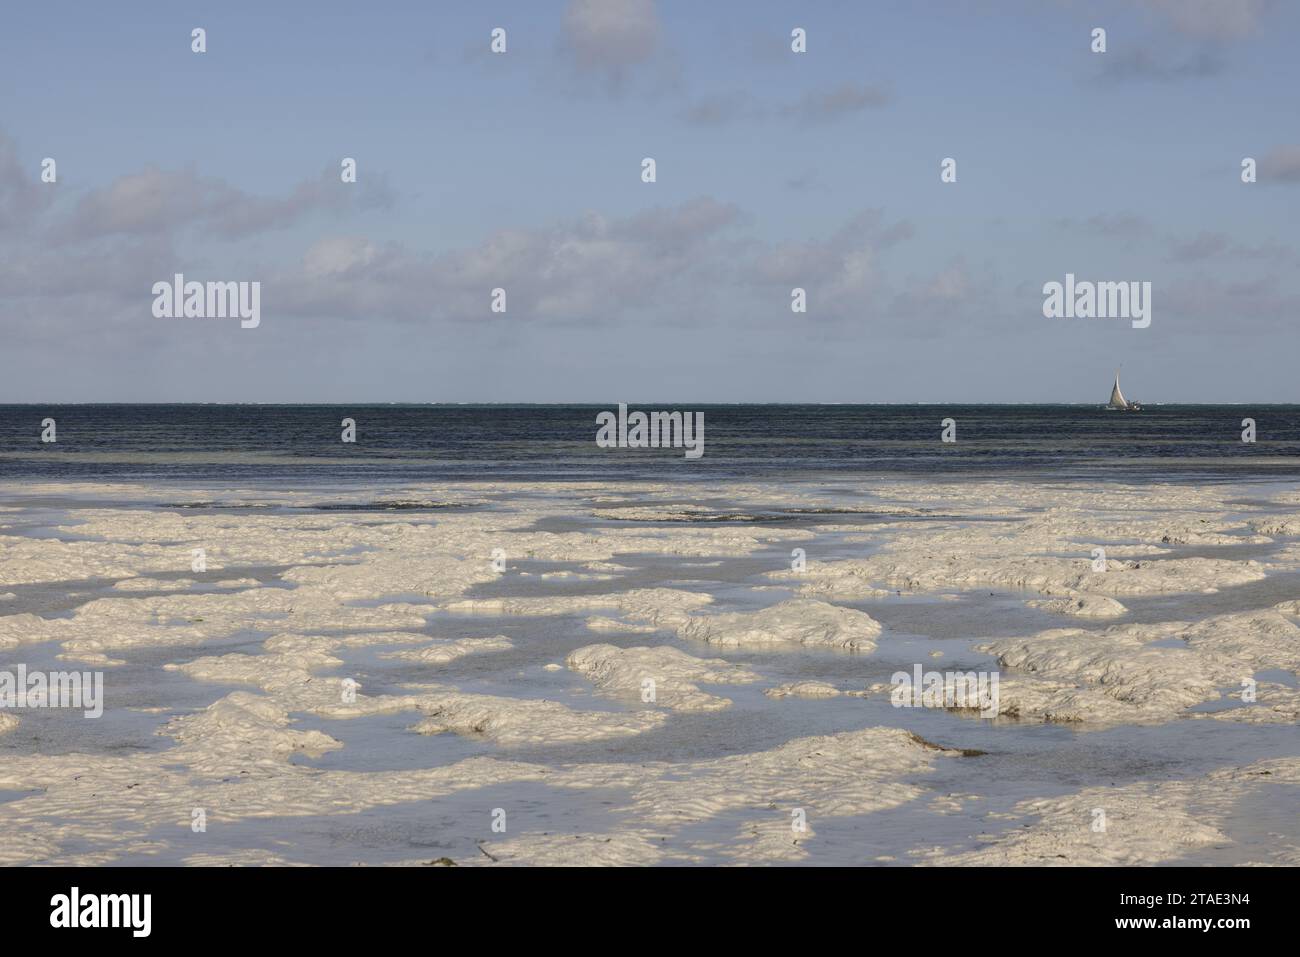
(1, 0), (1297, 403)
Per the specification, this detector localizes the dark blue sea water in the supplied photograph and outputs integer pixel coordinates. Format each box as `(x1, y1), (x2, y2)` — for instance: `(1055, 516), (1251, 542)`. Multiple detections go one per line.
(1, 404), (1298, 483)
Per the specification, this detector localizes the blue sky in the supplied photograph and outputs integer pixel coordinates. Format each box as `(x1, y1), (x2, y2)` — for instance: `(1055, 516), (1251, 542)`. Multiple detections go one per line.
(1, 0), (1297, 401)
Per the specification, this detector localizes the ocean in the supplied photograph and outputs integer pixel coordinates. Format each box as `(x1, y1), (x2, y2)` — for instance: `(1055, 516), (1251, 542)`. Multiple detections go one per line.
(3, 404), (1299, 483)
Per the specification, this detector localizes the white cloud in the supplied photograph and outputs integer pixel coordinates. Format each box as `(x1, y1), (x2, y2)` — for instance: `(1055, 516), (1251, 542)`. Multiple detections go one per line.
(563, 0), (661, 70)
(53, 166), (391, 242)
(1140, 0), (1272, 39)
(1259, 145), (1300, 181)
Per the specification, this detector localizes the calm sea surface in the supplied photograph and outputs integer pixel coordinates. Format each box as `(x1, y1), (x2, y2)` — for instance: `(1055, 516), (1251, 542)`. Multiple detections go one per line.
(2, 404), (1298, 483)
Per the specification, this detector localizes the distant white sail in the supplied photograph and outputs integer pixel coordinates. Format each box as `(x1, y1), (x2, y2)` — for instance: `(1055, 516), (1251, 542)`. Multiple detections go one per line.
(1108, 372), (1127, 409)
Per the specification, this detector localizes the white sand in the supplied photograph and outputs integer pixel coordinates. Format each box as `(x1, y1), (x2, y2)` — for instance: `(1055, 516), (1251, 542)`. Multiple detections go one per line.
(1, 476), (1297, 865)
(567, 643), (761, 712)
(764, 680), (842, 699)
(915, 755), (1300, 866)
(676, 599), (882, 651)
(977, 604), (1300, 725)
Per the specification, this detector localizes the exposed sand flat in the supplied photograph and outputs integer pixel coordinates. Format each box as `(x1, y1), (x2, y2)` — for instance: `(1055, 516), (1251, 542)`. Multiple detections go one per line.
(0, 589), (431, 663)
(721, 816), (818, 863)
(183, 851), (307, 867)
(0, 700), (551, 865)
(1199, 682), (1300, 725)
(0, 500), (807, 601)
(0, 683), (945, 866)
(469, 831), (674, 866)
(442, 588), (714, 625)
(764, 480), (1294, 603)
(915, 756), (1300, 866)
(592, 504), (762, 522)
(676, 598), (882, 651)
(1251, 519), (1300, 536)
(163, 692), (343, 762)
(977, 605), (1300, 725)
(764, 680), (842, 698)
(112, 577), (199, 592)
(591, 502), (925, 524)
(168, 641), (355, 711)
(169, 633), (666, 745)
(1, 476), (1298, 865)
(584, 616), (660, 634)
(463, 728), (956, 865)
(453, 726), (959, 866)
(580, 727), (957, 844)
(279, 554), (497, 603)
(410, 695), (666, 745)
(1027, 595), (1128, 618)
(381, 635), (515, 664)
(566, 643), (761, 712)
(789, 552), (1267, 600)
(0, 539), (183, 586)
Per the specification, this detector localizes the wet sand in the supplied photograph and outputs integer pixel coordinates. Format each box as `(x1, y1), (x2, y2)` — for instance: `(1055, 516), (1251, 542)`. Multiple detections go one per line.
(1, 476), (1298, 865)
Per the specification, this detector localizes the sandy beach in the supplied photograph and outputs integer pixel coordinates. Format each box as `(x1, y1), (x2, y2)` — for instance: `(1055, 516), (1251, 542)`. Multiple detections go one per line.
(2, 475), (1297, 866)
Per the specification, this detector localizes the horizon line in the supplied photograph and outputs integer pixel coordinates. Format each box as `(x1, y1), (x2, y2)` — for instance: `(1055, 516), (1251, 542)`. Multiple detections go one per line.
(1, 401), (1294, 408)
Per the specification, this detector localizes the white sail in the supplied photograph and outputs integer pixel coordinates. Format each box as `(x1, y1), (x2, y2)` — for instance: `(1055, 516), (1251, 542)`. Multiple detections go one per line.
(1108, 372), (1127, 409)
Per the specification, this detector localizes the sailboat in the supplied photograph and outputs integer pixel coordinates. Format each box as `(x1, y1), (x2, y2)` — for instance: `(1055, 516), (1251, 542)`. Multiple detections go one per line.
(1107, 370), (1141, 411)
